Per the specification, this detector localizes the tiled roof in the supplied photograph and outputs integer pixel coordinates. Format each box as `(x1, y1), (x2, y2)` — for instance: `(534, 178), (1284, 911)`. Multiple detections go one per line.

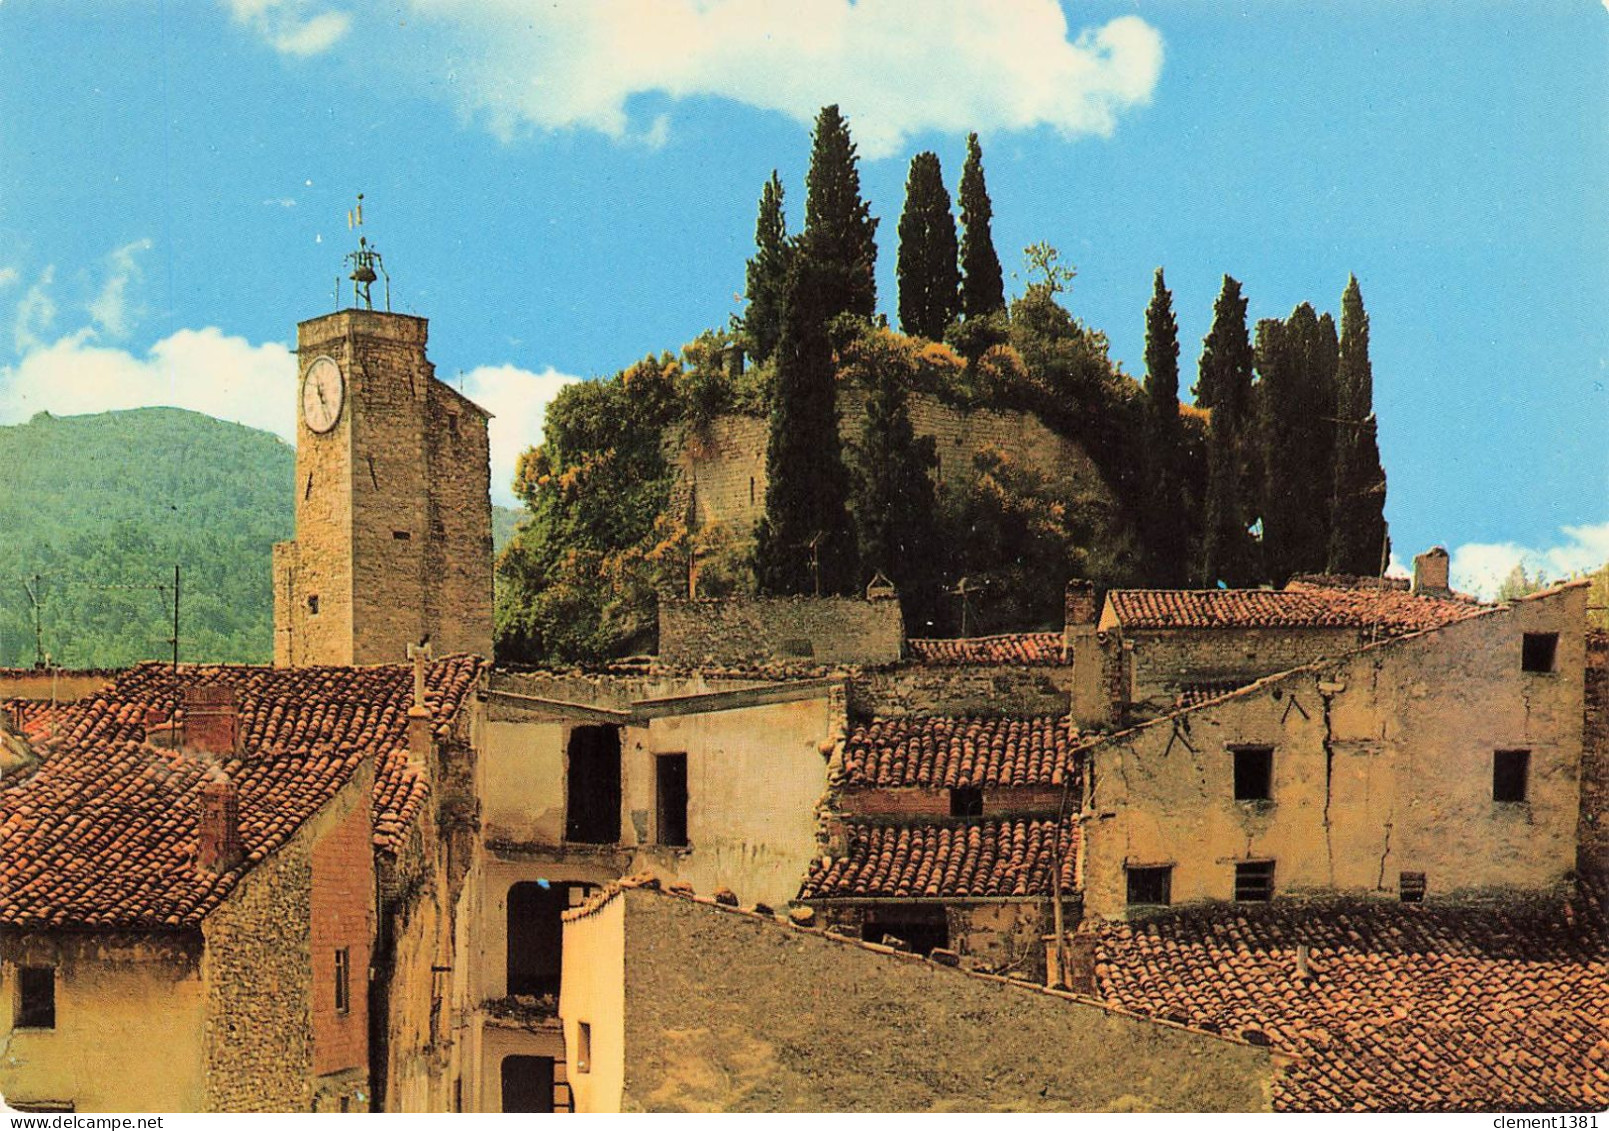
(1173, 683), (1247, 710)
(1091, 887), (1609, 1112)
(3, 700), (66, 740)
(0, 657), (481, 930)
(842, 715), (1074, 788)
(800, 817), (1077, 899)
(906, 633), (1064, 665)
(1106, 583), (1486, 635)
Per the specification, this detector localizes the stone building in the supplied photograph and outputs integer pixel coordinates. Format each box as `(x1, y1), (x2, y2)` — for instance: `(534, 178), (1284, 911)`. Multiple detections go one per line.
(557, 880), (1276, 1113)
(0, 659), (480, 1112)
(272, 309), (493, 667)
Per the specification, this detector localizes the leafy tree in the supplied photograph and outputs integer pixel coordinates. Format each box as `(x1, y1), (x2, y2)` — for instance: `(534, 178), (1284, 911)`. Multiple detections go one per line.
(1142, 267), (1189, 585)
(803, 105), (879, 323)
(958, 132), (1005, 319)
(1496, 562), (1550, 602)
(1255, 302), (1339, 584)
(1328, 274), (1390, 575)
(752, 248), (858, 595)
(840, 328), (943, 628)
(896, 151), (961, 341)
(741, 171), (790, 365)
(1197, 275), (1257, 586)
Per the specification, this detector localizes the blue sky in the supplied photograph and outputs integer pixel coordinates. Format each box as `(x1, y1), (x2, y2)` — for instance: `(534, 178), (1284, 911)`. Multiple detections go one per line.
(1, 0), (1604, 596)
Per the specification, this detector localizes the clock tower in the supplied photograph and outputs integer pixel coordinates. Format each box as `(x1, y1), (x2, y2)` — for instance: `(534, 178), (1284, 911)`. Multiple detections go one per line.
(272, 268), (493, 667)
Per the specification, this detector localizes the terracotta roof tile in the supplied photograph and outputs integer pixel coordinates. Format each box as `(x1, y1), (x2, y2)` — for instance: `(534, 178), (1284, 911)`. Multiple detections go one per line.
(3, 700), (67, 741)
(1106, 583), (1486, 635)
(842, 715), (1074, 788)
(1090, 886), (1608, 1111)
(800, 817), (1077, 900)
(0, 656), (481, 930)
(906, 633), (1064, 665)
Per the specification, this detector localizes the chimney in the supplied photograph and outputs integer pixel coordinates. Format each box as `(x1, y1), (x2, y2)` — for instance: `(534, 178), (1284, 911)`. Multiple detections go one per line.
(1295, 942), (1312, 981)
(1063, 928), (1098, 995)
(1064, 580), (1098, 634)
(407, 640), (433, 768)
(182, 684), (239, 757)
(1412, 546), (1450, 597)
(198, 777), (244, 873)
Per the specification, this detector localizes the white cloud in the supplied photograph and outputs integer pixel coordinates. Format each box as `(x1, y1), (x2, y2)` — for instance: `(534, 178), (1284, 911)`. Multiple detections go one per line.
(226, 0), (351, 57)
(399, 0), (1164, 157)
(12, 267), (57, 354)
(1450, 522), (1609, 599)
(87, 238), (154, 340)
(0, 267), (18, 289)
(0, 328), (299, 440)
(458, 363), (582, 507)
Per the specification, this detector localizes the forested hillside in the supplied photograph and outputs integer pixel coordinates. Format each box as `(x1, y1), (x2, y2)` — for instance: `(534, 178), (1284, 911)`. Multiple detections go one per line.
(0, 409), (295, 667)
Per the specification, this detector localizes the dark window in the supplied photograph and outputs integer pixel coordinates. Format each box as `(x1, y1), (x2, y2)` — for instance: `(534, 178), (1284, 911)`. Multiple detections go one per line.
(334, 947), (350, 1014)
(392, 529), (411, 541)
(565, 726), (622, 844)
(748, 477), (755, 506)
(656, 753), (688, 847)
(949, 787), (983, 818)
(1493, 749), (1530, 803)
(576, 1022), (593, 1073)
(861, 907), (949, 956)
(500, 1055), (555, 1113)
(367, 456), (379, 490)
(1399, 871), (1427, 903)
(1522, 633), (1558, 673)
(1233, 746), (1274, 801)
(507, 881), (591, 999)
(448, 411), (461, 437)
(1127, 865), (1173, 906)
(16, 966), (55, 1029)
(1235, 861), (1275, 902)
(306, 594), (320, 616)
(304, 472), (314, 500)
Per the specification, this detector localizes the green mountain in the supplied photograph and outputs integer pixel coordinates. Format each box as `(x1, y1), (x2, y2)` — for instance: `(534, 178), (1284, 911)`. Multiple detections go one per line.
(0, 408), (295, 668)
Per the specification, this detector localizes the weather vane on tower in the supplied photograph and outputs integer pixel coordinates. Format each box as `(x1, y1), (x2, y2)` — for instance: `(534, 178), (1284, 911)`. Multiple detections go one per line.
(342, 193), (390, 311)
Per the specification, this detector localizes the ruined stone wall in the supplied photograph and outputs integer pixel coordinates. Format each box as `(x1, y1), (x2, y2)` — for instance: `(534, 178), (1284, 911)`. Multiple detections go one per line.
(1580, 629), (1607, 877)
(848, 662), (1075, 718)
(816, 901), (1053, 980)
(1080, 587), (1588, 916)
(673, 392), (1110, 545)
(660, 596), (903, 668)
(201, 766), (372, 1111)
(1122, 626), (1361, 711)
(0, 669), (115, 702)
(593, 888), (1271, 1112)
(0, 931), (206, 1112)
(425, 382), (494, 660)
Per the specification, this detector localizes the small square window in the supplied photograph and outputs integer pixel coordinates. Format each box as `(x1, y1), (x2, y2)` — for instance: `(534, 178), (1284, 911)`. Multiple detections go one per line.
(1493, 749), (1530, 803)
(334, 947), (351, 1015)
(1399, 871), (1427, 903)
(1126, 865), (1172, 906)
(575, 1021), (592, 1074)
(1235, 861), (1275, 902)
(16, 966), (55, 1029)
(949, 787), (983, 818)
(306, 594), (320, 616)
(392, 530), (411, 541)
(1521, 633), (1558, 673)
(1232, 747), (1273, 802)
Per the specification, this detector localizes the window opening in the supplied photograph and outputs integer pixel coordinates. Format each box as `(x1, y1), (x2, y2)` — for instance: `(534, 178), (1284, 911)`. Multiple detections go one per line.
(306, 594), (320, 616)
(576, 1022), (593, 1074)
(1522, 633), (1558, 673)
(506, 881), (592, 1000)
(656, 753), (689, 847)
(366, 456), (379, 490)
(1493, 749), (1530, 803)
(500, 1055), (555, 1113)
(1235, 860), (1275, 902)
(1126, 865), (1173, 906)
(16, 966), (55, 1029)
(565, 726), (622, 844)
(334, 947), (351, 1014)
(1232, 746), (1274, 801)
(949, 787), (983, 818)
(860, 907), (949, 956)
(392, 529), (411, 541)
(1399, 871), (1427, 903)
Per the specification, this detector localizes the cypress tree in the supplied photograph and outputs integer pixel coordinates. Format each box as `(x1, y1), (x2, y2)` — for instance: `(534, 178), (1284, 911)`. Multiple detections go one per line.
(803, 105), (879, 323)
(1255, 303), (1339, 584)
(852, 353), (941, 626)
(1328, 275), (1390, 574)
(958, 132), (1005, 318)
(742, 171), (790, 364)
(896, 151), (961, 341)
(1142, 267), (1188, 585)
(1198, 276), (1256, 587)
(753, 246), (858, 595)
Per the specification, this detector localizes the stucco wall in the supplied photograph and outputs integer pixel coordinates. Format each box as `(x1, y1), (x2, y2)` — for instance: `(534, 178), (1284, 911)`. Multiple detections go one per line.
(578, 888), (1270, 1112)
(1080, 588), (1587, 916)
(557, 892), (625, 1115)
(0, 933), (206, 1113)
(479, 715), (569, 845)
(624, 696), (837, 909)
(660, 596), (903, 668)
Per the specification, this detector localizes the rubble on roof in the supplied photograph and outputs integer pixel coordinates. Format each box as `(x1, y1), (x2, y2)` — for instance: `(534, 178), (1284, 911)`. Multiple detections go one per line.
(1106, 584), (1487, 635)
(905, 633), (1065, 665)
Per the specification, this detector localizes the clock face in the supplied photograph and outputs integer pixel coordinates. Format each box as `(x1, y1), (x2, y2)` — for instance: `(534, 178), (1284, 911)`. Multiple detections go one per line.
(301, 355), (344, 434)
